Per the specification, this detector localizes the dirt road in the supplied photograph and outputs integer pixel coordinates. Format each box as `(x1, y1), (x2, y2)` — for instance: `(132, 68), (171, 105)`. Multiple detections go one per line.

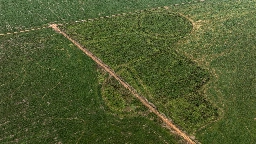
(50, 24), (196, 144)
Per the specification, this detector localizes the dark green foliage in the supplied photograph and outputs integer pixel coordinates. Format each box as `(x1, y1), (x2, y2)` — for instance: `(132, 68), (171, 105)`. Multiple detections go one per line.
(0, 29), (179, 143)
(63, 10), (218, 133)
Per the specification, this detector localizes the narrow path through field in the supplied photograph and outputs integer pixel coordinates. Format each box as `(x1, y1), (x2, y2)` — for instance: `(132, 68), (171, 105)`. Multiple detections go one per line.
(49, 24), (196, 144)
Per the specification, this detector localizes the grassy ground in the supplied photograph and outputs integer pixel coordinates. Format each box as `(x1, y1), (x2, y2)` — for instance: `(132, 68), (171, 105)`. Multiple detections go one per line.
(0, 29), (181, 143)
(0, 0), (195, 33)
(62, 10), (218, 133)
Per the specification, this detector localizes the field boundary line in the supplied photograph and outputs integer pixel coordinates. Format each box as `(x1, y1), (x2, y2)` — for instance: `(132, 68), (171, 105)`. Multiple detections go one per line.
(62, 0), (205, 25)
(0, 0), (206, 37)
(0, 26), (48, 36)
(49, 24), (196, 144)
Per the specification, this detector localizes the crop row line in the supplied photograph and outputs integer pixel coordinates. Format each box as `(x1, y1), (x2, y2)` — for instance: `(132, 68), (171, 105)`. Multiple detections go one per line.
(0, 0), (205, 37)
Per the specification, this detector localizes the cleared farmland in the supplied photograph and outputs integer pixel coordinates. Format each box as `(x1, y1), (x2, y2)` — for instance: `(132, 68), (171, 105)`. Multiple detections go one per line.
(0, 29), (181, 143)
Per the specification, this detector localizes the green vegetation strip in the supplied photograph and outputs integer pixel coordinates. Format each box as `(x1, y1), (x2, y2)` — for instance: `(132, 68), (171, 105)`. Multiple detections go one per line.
(0, 29), (181, 143)
(62, 9), (218, 134)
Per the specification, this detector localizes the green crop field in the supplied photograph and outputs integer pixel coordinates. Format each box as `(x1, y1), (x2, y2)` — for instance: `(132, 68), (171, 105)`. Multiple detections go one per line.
(1, 0), (256, 143)
(0, 29), (181, 143)
(61, 9), (218, 133)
